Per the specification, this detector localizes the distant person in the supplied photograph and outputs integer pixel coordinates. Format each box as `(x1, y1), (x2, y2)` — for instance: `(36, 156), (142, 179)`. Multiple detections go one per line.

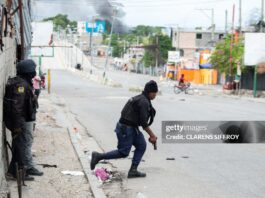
(40, 74), (46, 89)
(123, 64), (128, 71)
(4, 59), (43, 181)
(90, 80), (158, 178)
(33, 75), (41, 98)
(179, 74), (185, 87)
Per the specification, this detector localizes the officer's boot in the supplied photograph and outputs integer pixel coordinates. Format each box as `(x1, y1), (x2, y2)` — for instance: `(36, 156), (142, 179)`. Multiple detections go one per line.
(128, 164), (146, 178)
(90, 151), (104, 170)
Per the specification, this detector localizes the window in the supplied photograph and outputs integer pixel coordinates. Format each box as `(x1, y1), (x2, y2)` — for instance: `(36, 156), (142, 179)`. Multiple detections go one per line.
(196, 33), (202, 39)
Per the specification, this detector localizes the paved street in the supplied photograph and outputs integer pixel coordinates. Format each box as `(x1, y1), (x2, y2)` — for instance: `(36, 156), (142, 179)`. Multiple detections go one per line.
(2, 1), (265, 198)
(49, 67), (265, 198)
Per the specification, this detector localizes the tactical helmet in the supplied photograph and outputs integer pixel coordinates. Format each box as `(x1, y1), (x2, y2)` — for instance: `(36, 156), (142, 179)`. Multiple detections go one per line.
(17, 59), (37, 74)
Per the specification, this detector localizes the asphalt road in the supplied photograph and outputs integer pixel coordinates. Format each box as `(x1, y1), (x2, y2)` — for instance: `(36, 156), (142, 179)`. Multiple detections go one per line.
(50, 68), (265, 198)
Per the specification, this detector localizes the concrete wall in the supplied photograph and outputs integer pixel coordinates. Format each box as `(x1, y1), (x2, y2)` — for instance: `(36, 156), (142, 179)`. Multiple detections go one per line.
(196, 32), (223, 48)
(172, 30), (224, 49)
(0, 37), (17, 197)
(173, 32), (196, 50)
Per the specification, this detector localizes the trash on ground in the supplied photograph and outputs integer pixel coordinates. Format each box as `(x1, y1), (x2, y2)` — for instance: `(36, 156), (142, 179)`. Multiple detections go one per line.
(61, 171), (84, 176)
(181, 156), (189, 159)
(166, 157), (175, 160)
(137, 192), (148, 198)
(94, 167), (113, 182)
(38, 163), (57, 168)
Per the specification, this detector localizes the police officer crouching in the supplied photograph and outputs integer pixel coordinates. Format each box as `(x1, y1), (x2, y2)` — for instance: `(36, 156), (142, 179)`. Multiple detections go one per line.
(90, 80), (158, 178)
(4, 59), (43, 180)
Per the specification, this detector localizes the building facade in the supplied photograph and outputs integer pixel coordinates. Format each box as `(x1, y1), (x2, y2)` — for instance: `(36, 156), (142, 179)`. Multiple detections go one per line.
(172, 28), (225, 60)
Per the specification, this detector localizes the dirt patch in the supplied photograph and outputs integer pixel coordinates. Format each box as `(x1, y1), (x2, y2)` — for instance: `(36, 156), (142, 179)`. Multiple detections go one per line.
(8, 93), (92, 198)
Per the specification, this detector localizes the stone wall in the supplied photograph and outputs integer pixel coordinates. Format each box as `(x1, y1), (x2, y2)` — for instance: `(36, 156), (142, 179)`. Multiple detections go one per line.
(0, 37), (17, 197)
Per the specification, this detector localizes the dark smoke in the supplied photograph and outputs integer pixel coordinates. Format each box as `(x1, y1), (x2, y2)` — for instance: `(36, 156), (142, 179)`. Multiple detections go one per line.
(90, 0), (128, 33)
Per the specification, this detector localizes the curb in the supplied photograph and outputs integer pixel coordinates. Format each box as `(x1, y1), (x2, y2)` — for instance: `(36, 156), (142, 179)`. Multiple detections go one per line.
(68, 67), (123, 88)
(67, 128), (106, 198)
(51, 95), (107, 198)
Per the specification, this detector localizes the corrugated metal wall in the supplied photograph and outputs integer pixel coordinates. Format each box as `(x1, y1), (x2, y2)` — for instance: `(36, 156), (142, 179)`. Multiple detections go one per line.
(241, 67), (265, 91)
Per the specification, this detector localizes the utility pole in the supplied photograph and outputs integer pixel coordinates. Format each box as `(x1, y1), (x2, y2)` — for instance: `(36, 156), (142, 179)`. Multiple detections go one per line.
(239, 0), (242, 33)
(229, 4), (236, 82)
(211, 8), (215, 44)
(18, 0), (24, 60)
(136, 36), (139, 72)
(260, 0), (264, 32)
(90, 16), (98, 68)
(103, 8), (117, 78)
(76, 45), (78, 65)
(177, 26), (180, 50)
(225, 10), (228, 34)
(123, 40), (126, 59)
(89, 20), (93, 66)
(155, 36), (159, 76)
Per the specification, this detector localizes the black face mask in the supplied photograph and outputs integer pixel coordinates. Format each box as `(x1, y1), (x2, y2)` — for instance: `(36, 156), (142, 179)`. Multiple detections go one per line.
(29, 71), (37, 79)
(19, 71), (36, 85)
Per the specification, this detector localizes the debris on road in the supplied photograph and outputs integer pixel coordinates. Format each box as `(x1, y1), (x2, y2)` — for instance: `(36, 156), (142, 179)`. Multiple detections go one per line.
(181, 156), (189, 159)
(137, 192), (148, 198)
(94, 168), (111, 182)
(166, 158), (176, 161)
(37, 164), (57, 168)
(61, 171), (85, 176)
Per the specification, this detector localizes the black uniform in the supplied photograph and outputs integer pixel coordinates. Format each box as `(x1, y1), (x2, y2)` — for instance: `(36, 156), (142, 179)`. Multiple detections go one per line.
(97, 92), (156, 167)
(4, 76), (37, 175)
(4, 76), (37, 131)
(120, 92), (156, 129)
(90, 80), (158, 178)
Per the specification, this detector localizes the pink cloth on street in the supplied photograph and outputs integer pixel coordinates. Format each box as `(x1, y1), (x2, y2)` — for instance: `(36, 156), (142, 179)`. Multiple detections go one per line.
(33, 76), (41, 90)
(94, 168), (110, 181)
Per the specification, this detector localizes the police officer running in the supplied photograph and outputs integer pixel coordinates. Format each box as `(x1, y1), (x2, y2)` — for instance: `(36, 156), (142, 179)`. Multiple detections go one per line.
(4, 59), (43, 180)
(90, 80), (158, 178)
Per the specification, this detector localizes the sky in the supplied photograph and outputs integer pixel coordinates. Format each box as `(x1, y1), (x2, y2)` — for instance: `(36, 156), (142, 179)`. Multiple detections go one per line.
(33, 0), (263, 30)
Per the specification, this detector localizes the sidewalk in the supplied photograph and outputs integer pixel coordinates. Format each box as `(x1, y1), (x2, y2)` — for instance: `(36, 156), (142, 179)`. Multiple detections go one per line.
(8, 92), (92, 198)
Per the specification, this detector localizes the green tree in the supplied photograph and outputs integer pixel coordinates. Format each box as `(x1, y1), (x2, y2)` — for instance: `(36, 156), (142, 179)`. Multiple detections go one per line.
(101, 25), (173, 62)
(43, 14), (77, 31)
(103, 34), (125, 57)
(111, 34), (124, 57)
(210, 34), (244, 75)
(132, 25), (162, 36)
(158, 34), (174, 64)
(142, 34), (173, 67)
(142, 50), (155, 67)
